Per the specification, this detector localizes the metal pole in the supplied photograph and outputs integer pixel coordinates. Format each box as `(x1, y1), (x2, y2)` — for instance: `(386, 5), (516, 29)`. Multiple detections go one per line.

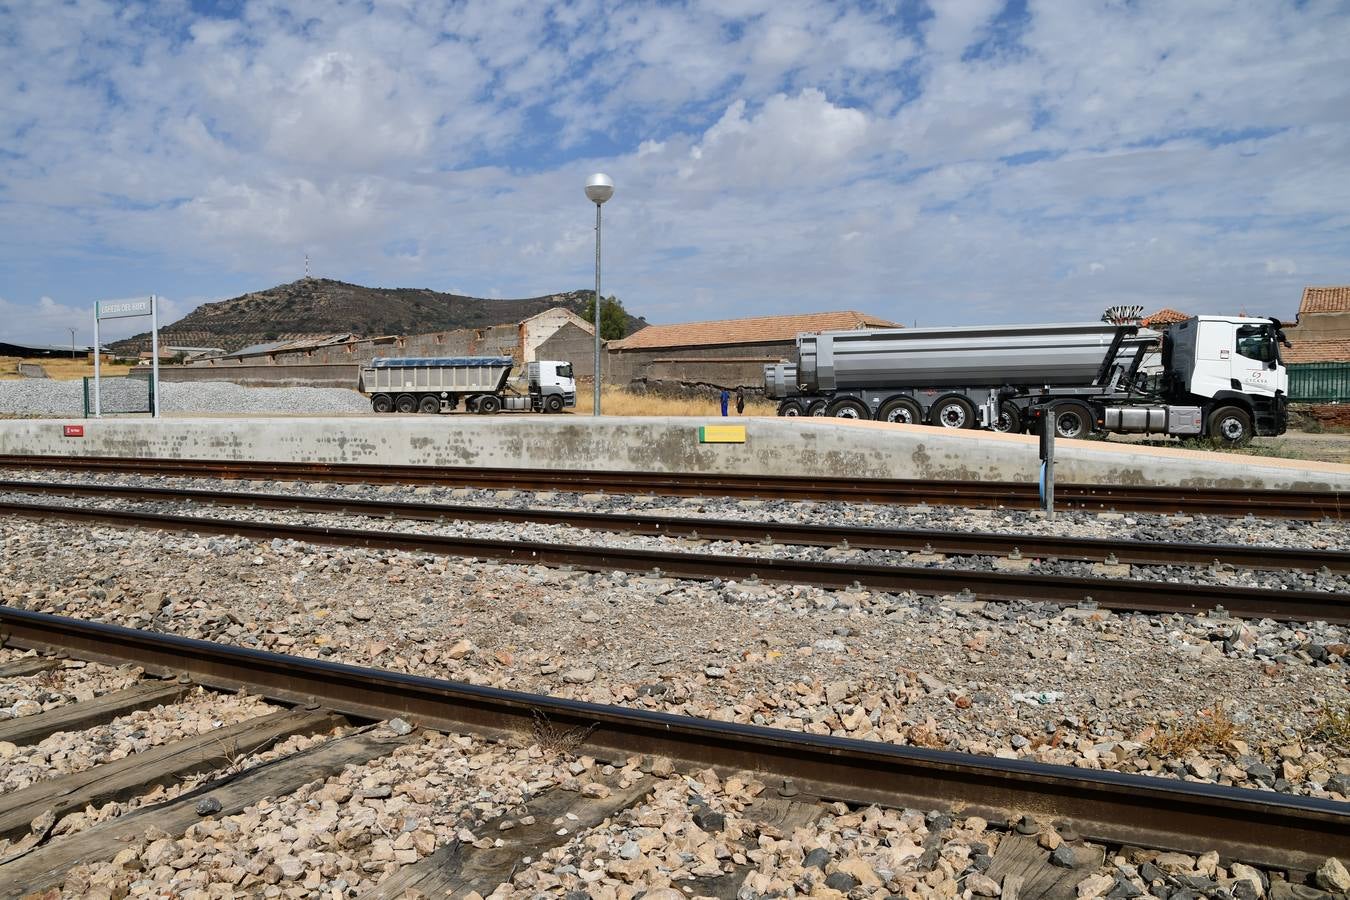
(1040, 409), (1056, 521)
(150, 295), (161, 419)
(593, 201), (602, 416)
(93, 306), (101, 418)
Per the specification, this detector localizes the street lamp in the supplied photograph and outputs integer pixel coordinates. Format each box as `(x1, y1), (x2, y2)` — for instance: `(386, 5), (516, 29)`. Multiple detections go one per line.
(585, 173), (614, 415)
(68, 327), (76, 359)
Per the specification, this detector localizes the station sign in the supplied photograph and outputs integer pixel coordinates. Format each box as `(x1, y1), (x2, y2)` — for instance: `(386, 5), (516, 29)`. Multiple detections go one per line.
(96, 299), (154, 320)
(63, 424), (84, 437)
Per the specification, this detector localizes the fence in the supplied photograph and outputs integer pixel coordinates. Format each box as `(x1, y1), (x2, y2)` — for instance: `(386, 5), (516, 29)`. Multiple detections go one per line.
(1288, 363), (1350, 403)
(83, 374), (155, 417)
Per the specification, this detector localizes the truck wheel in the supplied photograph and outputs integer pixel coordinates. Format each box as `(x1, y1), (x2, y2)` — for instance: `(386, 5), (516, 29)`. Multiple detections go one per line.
(991, 402), (1022, 434)
(395, 394), (417, 414)
(544, 394), (564, 413)
(806, 400), (828, 417)
(370, 394), (393, 414)
(1207, 405), (1253, 445)
(1051, 401), (1094, 439)
(476, 395), (501, 414)
(777, 400), (804, 417)
(878, 398), (921, 425)
(930, 396), (976, 429)
(826, 398), (870, 419)
(418, 396), (441, 414)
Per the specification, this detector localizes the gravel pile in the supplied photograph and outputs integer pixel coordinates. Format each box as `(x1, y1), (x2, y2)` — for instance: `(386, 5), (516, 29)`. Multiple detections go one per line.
(0, 380), (368, 416)
(3, 519), (1346, 802)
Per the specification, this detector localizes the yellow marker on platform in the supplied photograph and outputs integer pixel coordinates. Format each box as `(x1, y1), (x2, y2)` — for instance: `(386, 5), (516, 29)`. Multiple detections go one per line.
(699, 424), (746, 444)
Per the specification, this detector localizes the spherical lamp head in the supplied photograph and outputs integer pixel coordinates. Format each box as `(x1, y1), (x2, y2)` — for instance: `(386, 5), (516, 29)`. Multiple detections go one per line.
(585, 173), (614, 205)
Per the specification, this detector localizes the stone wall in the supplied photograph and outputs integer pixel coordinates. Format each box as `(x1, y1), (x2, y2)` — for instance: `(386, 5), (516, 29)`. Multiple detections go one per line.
(536, 322), (600, 379)
(607, 341), (794, 388)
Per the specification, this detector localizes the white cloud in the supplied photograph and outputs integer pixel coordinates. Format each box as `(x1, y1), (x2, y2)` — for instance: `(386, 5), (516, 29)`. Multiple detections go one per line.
(0, 0), (1348, 343)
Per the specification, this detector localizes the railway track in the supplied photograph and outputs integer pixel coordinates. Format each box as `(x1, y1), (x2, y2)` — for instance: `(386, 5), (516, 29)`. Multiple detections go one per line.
(1, 492), (1346, 623)
(1, 454), (1345, 519)
(0, 605), (1345, 893)
(4, 476), (1348, 574)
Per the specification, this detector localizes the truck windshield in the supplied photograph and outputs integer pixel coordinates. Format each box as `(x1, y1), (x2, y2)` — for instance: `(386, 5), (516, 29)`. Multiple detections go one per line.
(557, 364), (574, 379)
(1235, 325), (1276, 363)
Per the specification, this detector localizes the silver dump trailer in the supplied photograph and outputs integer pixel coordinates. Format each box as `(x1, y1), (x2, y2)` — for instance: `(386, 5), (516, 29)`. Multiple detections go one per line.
(767, 316), (1288, 444)
(359, 356), (577, 414)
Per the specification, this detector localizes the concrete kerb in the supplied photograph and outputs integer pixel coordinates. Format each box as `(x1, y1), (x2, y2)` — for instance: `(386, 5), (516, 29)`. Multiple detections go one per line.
(0, 415), (1348, 492)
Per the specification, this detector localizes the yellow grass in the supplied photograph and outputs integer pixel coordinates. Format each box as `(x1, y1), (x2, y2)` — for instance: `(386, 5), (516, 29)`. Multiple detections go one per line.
(572, 385), (778, 417)
(0, 356), (135, 381)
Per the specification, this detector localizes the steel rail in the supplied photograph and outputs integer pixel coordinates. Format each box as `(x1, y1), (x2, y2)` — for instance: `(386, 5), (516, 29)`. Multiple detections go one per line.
(2, 498), (1344, 623)
(4, 478), (1346, 574)
(0, 607), (1344, 869)
(0, 454), (1343, 518)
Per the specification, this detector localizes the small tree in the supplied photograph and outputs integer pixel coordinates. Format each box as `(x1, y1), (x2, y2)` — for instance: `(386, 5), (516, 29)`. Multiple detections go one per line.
(581, 294), (629, 341)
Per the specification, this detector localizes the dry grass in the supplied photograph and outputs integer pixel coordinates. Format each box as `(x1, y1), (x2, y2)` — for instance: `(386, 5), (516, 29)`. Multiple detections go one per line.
(1306, 702), (1350, 750)
(0, 356), (135, 381)
(1148, 704), (1237, 757)
(572, 385), (779, 417)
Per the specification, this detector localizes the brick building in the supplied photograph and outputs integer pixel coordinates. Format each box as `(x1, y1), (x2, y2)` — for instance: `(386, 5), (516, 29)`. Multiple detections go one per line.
(605, 310), (897, 390)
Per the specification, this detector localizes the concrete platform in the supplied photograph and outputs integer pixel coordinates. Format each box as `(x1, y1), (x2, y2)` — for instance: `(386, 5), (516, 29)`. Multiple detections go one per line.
(1, 415), (1348, 491)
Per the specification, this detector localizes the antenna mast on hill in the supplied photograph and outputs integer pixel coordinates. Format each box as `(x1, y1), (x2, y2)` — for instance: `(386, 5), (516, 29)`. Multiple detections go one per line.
(304, 254), (310, 280)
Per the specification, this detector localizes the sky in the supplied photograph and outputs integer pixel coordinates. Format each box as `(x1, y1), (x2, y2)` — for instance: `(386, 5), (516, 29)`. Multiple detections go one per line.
(1, 0), (1348, 346)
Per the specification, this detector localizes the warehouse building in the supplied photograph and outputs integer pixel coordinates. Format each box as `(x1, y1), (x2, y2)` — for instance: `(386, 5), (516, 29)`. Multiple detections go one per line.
(173, 308), (596, 387)
(605, 310), (897, 389)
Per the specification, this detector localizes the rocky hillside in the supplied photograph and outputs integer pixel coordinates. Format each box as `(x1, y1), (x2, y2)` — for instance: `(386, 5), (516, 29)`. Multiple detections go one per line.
(110, 279), (645, 355)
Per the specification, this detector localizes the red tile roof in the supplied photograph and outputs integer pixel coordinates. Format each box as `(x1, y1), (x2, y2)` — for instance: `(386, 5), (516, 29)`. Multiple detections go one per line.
(1284, 340), (1350, 364)
(609, 311), (897, 351)
(1140, 308), (1190, 327)
(1299, 286), (1350, 315)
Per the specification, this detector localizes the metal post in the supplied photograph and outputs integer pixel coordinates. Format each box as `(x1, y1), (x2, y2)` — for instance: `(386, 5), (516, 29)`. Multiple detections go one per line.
(150, 294), (161, 419)
(593, 202), (602, 416)
(92, 306), (101, 418)
(1040, 408), (1056, 520)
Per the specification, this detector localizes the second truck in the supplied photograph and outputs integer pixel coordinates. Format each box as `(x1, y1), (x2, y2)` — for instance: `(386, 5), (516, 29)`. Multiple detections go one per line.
(765, 316), (1288, 444)
(359, 356), (577, 414)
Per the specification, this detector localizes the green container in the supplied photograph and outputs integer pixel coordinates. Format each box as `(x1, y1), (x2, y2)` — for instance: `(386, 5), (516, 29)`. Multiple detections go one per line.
(1288, 363), (1350, 403)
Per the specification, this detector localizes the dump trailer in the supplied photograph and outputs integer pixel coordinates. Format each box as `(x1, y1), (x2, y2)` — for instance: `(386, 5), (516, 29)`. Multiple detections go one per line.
(359, 357), (577, 414)
(766, 316), (1288, 444)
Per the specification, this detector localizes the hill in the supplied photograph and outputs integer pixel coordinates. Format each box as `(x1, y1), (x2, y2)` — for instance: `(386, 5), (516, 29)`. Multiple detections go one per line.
(109, 279), (646, 355)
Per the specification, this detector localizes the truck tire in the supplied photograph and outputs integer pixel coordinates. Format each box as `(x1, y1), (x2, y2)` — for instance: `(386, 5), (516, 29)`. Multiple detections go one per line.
(395, 394), (417, 414)
(991, 402), (1022, 434)
(418, 396), (440, 414)
(476, 395), (501, 415)
(826, 398), (870, 419)
(878, 398), (921, 425)
(544, 394), (564, 413)
(806, 400), (828, 417)
(370, 394), (393, 414)
(930, 396), (976, 429)
(777, 400), (804, 417)
(1050, 401), (1094, 439)
(1207, 405), (1253, 445)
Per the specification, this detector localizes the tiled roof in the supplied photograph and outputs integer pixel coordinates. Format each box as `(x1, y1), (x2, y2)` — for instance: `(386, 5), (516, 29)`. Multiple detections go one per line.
(609, 311), (897, 351)
(1299, 286), (1350, 315)
(1140, 308), (1190, 327)
(1284, 340), (1350, 364)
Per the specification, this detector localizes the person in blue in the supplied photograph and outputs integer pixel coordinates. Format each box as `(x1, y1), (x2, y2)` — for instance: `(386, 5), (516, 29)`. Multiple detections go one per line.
(720, 389), (729, 416)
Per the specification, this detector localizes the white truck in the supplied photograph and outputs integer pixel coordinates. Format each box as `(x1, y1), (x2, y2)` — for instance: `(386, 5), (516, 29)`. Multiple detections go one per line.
(765, 316), (1289, 444)
(359, 356), (577, 414)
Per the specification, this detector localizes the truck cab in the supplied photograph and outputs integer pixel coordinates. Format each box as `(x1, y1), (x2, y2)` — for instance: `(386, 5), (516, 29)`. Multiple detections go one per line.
(1163, 316), (1288, 439)
(528, 361), (577, 410)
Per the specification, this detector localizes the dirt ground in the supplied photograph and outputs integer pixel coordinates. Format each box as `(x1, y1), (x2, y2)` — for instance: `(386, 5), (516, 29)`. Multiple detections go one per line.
(1109, 430), (1350, 465)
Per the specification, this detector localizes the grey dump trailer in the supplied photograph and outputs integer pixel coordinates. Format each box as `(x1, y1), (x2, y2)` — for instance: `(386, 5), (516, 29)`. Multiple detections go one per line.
(766, 316), (1288, 444)
(359, 357), (577, 414)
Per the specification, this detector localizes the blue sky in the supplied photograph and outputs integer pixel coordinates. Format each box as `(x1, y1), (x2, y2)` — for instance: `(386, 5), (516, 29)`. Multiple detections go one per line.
(2, 0), (1348, 345)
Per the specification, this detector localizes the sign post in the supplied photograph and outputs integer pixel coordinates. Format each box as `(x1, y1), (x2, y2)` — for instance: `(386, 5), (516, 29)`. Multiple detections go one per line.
(93, 296), (159, 419)
(1039, 407), (1056, 520)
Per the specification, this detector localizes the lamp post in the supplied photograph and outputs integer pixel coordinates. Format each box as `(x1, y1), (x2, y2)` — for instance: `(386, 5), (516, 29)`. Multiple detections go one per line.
(585, 173), (614, 415)
(68, 327), (76, 359)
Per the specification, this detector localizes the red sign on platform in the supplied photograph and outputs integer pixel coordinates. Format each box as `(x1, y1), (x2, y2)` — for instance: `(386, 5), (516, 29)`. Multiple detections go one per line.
(63, 425), (84, 438)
